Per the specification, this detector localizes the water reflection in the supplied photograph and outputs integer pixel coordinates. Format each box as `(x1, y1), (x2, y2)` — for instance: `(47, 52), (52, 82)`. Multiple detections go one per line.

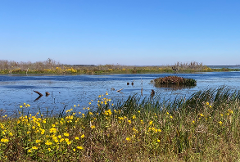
(154, 84), (196, 90)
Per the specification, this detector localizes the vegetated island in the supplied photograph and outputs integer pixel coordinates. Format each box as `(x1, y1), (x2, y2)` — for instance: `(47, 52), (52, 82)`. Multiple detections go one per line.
(151, 76), (197, 88)
(0, 59), (239, 75)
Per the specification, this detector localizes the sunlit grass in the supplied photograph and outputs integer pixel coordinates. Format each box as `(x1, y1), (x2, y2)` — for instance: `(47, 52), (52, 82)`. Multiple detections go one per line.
(1, 87), (240, 161)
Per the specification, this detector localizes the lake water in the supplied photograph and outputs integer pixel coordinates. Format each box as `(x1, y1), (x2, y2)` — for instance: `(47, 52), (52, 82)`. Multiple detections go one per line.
(1, 71), (240, 117)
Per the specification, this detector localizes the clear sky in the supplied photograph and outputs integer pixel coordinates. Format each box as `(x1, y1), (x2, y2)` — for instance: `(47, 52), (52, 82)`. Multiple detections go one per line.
(0, 0), (240, 65)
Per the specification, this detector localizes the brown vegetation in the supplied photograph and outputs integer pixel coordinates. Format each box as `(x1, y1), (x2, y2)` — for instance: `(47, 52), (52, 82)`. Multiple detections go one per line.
(0, 59), (223, 75)
(152, 76), (197, 87)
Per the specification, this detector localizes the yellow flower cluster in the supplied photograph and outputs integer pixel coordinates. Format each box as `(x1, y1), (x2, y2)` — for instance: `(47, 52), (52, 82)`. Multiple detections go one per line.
(19, 103), (30, 108)
(97, 93), (113, 107)
(0, 104), (88, 155)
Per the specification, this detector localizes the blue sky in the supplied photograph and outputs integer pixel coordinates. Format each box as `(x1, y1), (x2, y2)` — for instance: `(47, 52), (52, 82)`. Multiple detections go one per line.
(1, 0), (240, 65)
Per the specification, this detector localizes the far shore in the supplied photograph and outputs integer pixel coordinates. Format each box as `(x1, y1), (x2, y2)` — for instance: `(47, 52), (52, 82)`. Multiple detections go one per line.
(1, 59), (239, 75)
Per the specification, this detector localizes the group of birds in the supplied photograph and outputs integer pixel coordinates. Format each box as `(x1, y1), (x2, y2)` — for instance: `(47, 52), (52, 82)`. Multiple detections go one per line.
(127, 82), (134, 86)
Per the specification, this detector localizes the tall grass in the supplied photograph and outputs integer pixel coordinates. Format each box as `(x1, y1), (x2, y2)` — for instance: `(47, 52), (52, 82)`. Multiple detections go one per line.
(0, 87), (240, 161)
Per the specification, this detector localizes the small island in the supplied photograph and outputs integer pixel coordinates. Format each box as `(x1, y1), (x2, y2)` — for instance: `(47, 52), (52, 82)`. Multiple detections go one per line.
(152, 76), (197, 87)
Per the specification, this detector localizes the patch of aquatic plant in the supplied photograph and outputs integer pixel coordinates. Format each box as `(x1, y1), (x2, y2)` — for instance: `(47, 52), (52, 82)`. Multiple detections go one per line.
(152, 76), (197, 88)
(1, 87), (240, 161)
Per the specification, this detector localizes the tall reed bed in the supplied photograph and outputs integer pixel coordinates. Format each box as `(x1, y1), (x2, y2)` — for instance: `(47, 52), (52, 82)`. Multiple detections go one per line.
(0, 87), (240, 161)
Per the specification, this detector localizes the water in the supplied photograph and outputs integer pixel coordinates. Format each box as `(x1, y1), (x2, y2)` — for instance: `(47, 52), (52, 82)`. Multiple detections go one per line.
(208, 65), (240, 69)
(1, 71), (240, 117)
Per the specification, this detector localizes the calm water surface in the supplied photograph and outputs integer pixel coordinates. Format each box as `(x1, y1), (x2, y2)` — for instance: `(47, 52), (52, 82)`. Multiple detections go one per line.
(1, 72), (240, 116)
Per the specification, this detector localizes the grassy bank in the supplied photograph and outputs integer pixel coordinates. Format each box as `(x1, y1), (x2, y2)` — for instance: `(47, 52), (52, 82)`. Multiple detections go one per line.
(0, 59), (228, 75)
(0, 87), (240, 161)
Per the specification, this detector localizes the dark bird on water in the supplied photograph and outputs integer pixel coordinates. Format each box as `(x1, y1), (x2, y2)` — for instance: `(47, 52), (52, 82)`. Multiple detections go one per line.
(127, 82), (129, 85)
(46, 92), (50, 96)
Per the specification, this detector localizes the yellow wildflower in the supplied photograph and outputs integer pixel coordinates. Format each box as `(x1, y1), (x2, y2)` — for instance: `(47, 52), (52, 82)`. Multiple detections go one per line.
(50, 128), (57, 134)
(218, 121), (223, 125)
(64, 132), (69, 137)
(66, 140), (72, 145)
(32, 146), (38, 150)
(36, 139), (41, 143)
(1, 138), (9, 143)
(126, 137), (131, 141)
(132, 115), (136, 119)
(45, 140), (52, 146)
(228, 109), (233, 114)
(149, 121), (153, 125)
(77, 146), (84, 150)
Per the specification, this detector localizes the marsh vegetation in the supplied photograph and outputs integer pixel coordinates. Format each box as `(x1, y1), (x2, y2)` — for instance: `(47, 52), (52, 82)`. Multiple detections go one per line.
(0, 59), (230, 75)
(0, 87), (240, 161)
(151, 76), (197, 88)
